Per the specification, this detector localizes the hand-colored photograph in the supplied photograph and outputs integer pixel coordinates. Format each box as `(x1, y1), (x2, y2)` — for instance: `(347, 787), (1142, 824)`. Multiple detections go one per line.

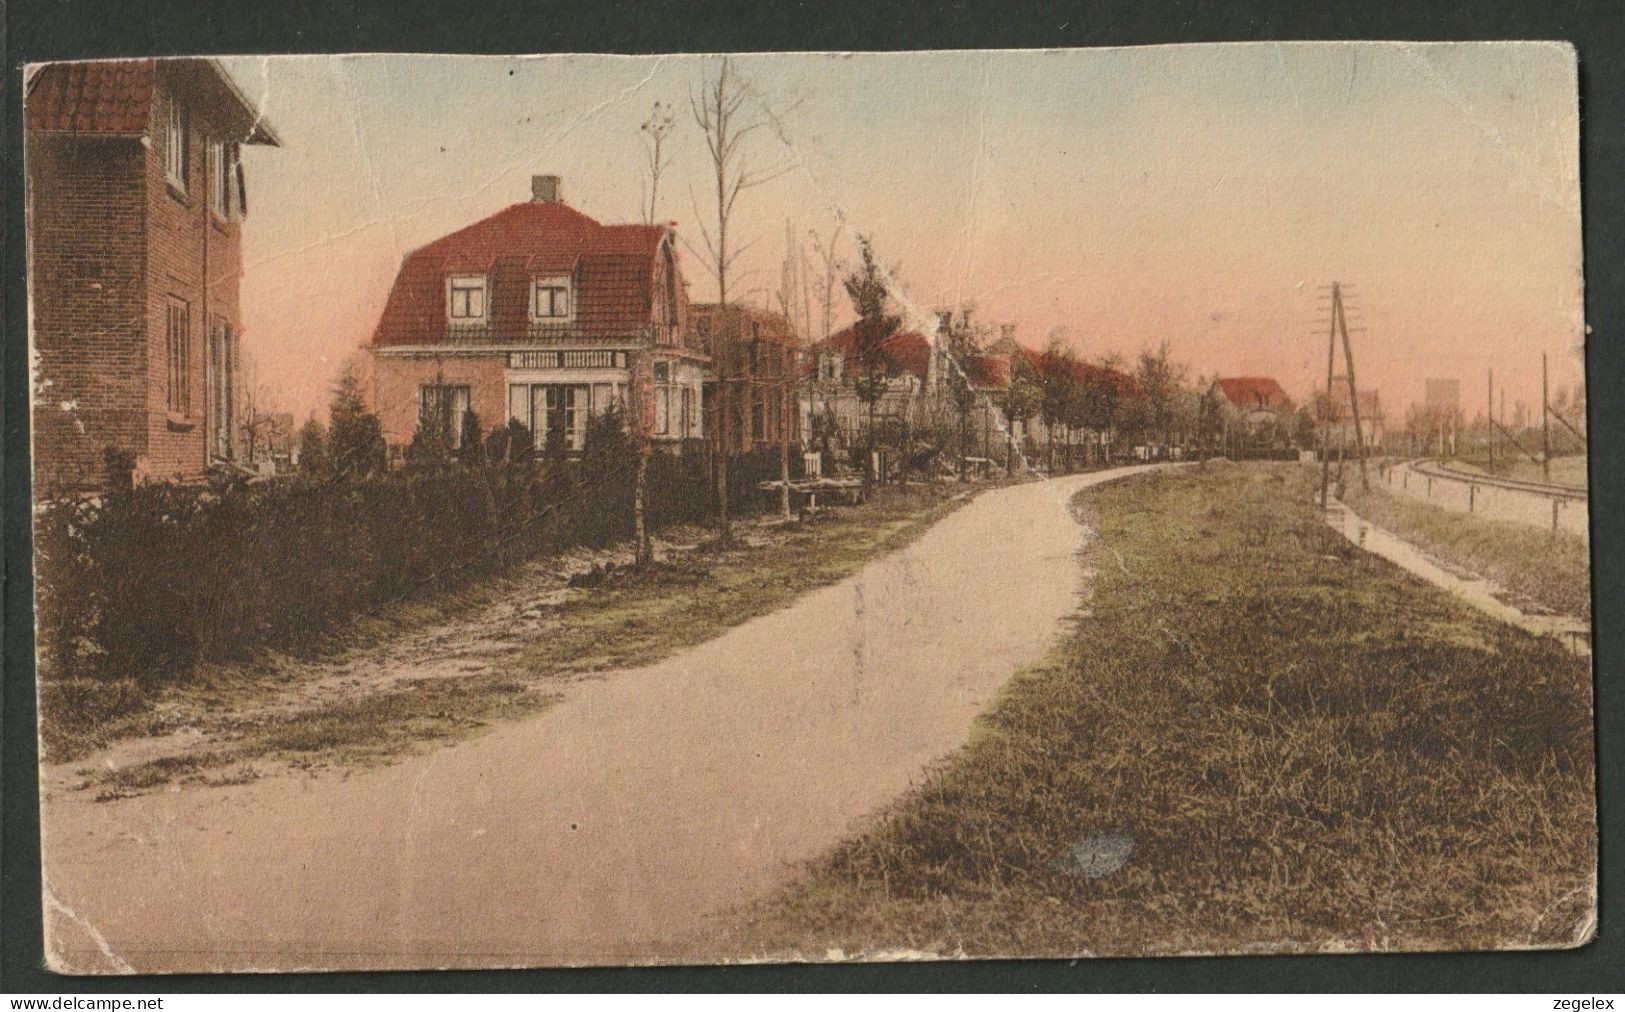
(25, 43), (1592, 972)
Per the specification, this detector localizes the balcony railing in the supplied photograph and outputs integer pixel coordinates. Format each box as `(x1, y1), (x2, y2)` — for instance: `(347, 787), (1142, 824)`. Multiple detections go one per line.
(438, 322), (687, 348)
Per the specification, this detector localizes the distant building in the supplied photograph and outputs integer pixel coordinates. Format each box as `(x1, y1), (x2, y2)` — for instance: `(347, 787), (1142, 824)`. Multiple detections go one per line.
(244, 410), (296, 473)
(689, 304), (801, 455)
(1208, 376), (1294, 455)
(1425, 378), (1461, 413)
(26, 59), (280, 492)
(801, 325), (934, 447)
(988, 336), (1135, 466)
(368, 175), (705, 458)
(1328, 378), (1384, 451)
(1419, 377), (1464, 455)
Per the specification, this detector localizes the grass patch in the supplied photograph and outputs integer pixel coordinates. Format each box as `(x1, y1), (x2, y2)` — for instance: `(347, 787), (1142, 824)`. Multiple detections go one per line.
(734, 463), (1595, 957)
(1344, 478), (1590, 620)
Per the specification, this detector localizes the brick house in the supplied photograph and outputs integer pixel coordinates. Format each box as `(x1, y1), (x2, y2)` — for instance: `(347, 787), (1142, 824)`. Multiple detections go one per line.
(800, 325), (934, 446)
(368, 176), (705, 458)
(688, 304), (801, 455)
(25, 59), (280, 492)
(1208, 376), (1295, 454)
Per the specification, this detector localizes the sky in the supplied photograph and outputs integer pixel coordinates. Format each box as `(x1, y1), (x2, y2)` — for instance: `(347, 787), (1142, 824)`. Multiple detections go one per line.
(216, 44), (1585, 424)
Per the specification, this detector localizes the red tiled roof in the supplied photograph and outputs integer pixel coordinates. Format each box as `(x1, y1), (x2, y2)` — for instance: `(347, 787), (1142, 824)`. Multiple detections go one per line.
(965, 354), (1009, 390)
(26, 60), (156, 134)
(1008, 344), (1137, 394)
(371, 201), (672, 346)
(25, 59), (279, 145)
(814, 326), (933, 383)
(1215, 376), (1290, 410)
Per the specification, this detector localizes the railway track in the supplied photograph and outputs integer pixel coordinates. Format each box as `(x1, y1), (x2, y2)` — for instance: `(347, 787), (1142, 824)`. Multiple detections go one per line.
(1408, 458), (1587, 501)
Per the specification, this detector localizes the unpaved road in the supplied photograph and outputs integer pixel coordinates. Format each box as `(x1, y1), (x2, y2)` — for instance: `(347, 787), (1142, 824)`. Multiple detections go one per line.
(42, 467), (1160, 973)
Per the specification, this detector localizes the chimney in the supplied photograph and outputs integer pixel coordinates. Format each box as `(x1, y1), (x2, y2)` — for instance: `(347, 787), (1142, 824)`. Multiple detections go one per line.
(531, 174), (561, 203)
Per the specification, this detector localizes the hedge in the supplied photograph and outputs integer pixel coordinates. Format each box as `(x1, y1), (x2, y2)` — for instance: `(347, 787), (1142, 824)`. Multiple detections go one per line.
(33, 425), (724, 689)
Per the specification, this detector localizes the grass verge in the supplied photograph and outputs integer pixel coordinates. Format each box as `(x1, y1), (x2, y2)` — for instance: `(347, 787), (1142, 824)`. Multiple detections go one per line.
(732, 463), (1595, 957)
(1343, 477), (1590, 620)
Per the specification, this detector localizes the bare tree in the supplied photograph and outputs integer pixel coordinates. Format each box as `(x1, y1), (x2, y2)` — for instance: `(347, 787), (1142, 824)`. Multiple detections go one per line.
(808, 219), (846, 343)
(639, 101), (675, 225)
(688, 57), (795, 539)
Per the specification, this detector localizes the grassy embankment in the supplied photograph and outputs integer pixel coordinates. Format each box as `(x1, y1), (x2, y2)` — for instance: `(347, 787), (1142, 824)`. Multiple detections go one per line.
(72, 479), (1003, 795)
(1343, 476), (1590, 620)
(735, 463), (1594, 957)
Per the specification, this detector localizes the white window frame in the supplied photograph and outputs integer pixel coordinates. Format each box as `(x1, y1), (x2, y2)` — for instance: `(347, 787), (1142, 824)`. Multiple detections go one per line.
(447, 276), (488, 322)
(530, 276), (573, 322)
(165, 101), (189, 194)
(418, 384), (471, 448)
(208, 141), (238, 220)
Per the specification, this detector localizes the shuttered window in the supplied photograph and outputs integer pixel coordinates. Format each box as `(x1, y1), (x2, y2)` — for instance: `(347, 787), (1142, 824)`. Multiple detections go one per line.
(166, 300), (191, 416)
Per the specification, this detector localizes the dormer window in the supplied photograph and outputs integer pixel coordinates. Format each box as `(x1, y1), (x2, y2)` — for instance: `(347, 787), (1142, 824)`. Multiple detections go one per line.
(165, 101), (189, 194)
(448, 276), (487, 321)
(531, 276), (572, 321)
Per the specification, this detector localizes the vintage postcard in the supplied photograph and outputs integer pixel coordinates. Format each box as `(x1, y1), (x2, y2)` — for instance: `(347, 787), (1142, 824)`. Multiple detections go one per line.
(25, 43), (1592, 973)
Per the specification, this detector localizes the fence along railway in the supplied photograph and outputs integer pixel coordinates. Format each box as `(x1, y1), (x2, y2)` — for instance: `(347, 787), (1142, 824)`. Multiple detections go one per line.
(1386, 457), (1589, 540)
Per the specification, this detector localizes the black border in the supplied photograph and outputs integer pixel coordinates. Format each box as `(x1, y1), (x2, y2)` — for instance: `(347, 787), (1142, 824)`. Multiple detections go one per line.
(4, 0), (1621, 993)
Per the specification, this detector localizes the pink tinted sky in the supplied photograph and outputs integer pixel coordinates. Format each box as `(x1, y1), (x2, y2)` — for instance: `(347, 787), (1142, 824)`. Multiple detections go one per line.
(218, 44), (1584, 424)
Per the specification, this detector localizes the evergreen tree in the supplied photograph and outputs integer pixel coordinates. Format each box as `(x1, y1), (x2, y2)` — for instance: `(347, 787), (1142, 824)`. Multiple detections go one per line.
(296, 417), (329, 476)
(328, 367), (387, 478)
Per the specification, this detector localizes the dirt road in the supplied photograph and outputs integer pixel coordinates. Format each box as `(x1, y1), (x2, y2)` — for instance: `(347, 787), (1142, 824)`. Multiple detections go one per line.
(42, 467), (1160, 972)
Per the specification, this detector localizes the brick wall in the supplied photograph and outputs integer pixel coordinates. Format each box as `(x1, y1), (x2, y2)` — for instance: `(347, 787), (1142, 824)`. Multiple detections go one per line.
(26, 67), (252, 493)
(26, 134), (149, 494)
(143, 68), (245, 481)
(372, 353), (508, 451)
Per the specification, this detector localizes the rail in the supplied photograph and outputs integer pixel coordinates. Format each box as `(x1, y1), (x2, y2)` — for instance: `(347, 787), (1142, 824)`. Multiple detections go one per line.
(1409, 458), (1587, 502)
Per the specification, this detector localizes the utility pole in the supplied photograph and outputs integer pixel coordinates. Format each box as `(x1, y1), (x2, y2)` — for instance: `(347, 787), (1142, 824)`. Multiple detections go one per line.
(1542, 351), (1551, 482)
(1487, 369), (1495, 473)
(1333, 283), (1370, 491)
(1319, 286), (1338, 509)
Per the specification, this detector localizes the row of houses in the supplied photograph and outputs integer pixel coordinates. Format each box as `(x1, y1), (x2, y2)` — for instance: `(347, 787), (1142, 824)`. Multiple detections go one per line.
(25, 58), (1383, 495)
(21, 54), (1099, 494)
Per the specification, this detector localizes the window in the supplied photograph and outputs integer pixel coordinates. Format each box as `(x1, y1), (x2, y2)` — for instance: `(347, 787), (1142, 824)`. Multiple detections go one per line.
(447, 277), (487, 321)
(165, 101), (189, 193)
(653, 362), (680, 437)
(208, 321), (235, 458)
(209, 142), (240, 220)
(419, 384), (471, 448)
(509, 384), (595, 451)
(165, 299), (191, 416)
(681, 387), (694, 438)
(655, 386), (671, 436)
(531, 277), (572, 320)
